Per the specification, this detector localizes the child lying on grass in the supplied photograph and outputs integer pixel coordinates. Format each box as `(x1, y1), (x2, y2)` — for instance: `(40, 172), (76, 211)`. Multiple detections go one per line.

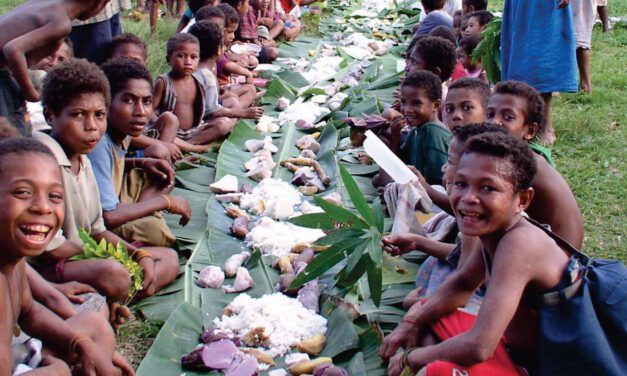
(0, 137), (132, 375)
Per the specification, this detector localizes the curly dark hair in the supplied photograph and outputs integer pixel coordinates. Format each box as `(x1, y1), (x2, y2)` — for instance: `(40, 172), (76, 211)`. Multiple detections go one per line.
(461, 132), (537, 191)
(100, 57), (153, 98)
(189, 0), (215, 14)
(402, 70), (442, 102)
(196, 5), (225, 22)
(430, 26), (456, 45)
(103, 33), (147, 63)
(0, 137), (56, 173)
(221, 0), (245, 11)
(42, 59), (110, 116)
(217, 3), (239, 25)
(459, 35), (480, 55)
(462, 0), (488, 11)
(189, 20), (223, 60)
(166, 33), (199, 58)
(493, 80), (546, 135)
(421, 0), (446, 11)
(453, 121), (508, 143)
(448, 77), (491, 110)
(412, 36), (457, 81)
(467, 10), (494, 26)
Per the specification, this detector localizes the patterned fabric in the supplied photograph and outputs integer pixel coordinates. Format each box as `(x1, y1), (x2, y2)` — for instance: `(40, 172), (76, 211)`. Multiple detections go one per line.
(236, 8), (258, 41)
(72, 0), (131, 26)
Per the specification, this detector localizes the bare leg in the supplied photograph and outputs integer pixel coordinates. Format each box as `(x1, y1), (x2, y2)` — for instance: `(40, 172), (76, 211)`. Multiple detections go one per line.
(283, 24), (302, 41)
(576, 47), (592, 94)
(225, 84), (258, 108)
(402, 287), (423, 310)
(174, 137), (211, 153)
(176, 0), (185, 17)
(62, 259), (132, 302)
(151, 111), (179, 143)
(269, 20), (285, 40)
(222, 96), (242, 110)
(597, 5), (610, 32)
(166, 0), (175, 17)
(188, 117), (236, 145)
(539, 93), (556, 146)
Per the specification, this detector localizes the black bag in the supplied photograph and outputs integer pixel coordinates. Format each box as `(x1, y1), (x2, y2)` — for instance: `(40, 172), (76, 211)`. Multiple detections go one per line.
(527, 219), (627, 375)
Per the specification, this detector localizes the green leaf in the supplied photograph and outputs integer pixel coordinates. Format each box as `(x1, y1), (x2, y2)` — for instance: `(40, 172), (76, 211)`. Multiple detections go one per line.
(371, 200), (384, 233)
(290, 236), (366, 288)
(313, 195), (369, 229)
(339, 164), (377, 226)
(314, 228), (367, 246)
(320, 308), (360, 357)
(366, 259), (383, 307)
(367, 233), (383, 266)
(288, 212), (339, 229)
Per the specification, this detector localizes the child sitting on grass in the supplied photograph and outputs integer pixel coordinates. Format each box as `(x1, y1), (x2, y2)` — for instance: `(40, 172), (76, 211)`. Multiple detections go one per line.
(33, 59), (179, 303)
(252, 0), (302, 41)
(89, 58), (192, 251)
(153, 33), (218, 147)
(376, 70), (451, 188)
(103, 33), (148, 66)
(223, 0), (279, 63)
(456, 36), (487, 82)
(176, 0), (219, 33)
(189, 21), (264, 144)
(0, 137), (132, 375)
(487, 80), (584, 247)
(381, 132), (577, 376)
(414, 0), (454, 37)
(463, 10), (493, 38)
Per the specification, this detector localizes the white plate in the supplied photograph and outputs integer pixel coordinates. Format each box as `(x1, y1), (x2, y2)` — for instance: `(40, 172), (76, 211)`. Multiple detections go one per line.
(230, 43), (262, 55)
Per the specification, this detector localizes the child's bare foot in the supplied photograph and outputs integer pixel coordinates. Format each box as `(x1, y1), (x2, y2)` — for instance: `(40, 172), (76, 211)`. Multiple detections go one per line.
(109, 303), (132, 331)
(256, 89), (267, 99)
(174, 155), (200, 168)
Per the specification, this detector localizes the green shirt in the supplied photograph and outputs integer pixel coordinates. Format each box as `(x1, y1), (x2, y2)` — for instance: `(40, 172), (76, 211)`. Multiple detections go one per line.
(400, 121), (451, 185)
(530, 142), (556, 168)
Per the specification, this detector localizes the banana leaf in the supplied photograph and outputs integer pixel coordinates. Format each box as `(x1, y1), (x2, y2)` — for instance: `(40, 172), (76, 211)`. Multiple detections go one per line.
(174, 165), (215, 193)
(163, 188), (210, 244)
(136, 303), (204, 376)
(320, 308), (361, 357)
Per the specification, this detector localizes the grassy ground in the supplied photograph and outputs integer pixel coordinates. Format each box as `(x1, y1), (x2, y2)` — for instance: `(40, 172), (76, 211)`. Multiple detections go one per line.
(0, 0), (625, 369)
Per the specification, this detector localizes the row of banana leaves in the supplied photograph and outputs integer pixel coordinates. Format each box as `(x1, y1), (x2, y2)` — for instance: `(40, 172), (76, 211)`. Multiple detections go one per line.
(136, 1), (427, 374)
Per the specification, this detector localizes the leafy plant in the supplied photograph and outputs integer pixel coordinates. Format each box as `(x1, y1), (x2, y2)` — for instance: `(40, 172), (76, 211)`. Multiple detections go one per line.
(472, 17), (502, 84)
(289, 164), (386, 306)
(71, 228), (144, 299)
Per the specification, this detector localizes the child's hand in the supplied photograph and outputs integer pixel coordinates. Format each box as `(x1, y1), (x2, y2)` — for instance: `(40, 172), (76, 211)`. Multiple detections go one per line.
(245, 107), (264, 119)
(38, 355), (71, 375)
(357, 152), (373, 165)
(390, 116), (407, 134)
(55, 281), (97, 304)
(245, 72), (254, 84)
(161, 142), (183, 161)
(382, 233), (422, 256)
(407, 165), (429, 189)
(76, 339), (122, 375)
(113, 351), (135, 376)
(164, 194), (192, 226)
(143, 158), (175, 188)
(138, 257), (157, 296)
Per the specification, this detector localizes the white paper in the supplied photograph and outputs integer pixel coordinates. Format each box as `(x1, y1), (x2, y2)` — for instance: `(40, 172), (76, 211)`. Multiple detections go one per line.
(363, 130), (418, 184)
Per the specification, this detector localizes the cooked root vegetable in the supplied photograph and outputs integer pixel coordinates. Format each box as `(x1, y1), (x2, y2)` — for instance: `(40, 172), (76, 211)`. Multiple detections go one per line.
(296, 333), (326, 355)
(278, 273), (299, 296)
(210, 174), (239, 193)
(241, 348), (276, 365)
(216, 193), (243, 204)
(299, 150), (317, 159)
(297, 279), (321, 313)
(314, 364), (349, 376)
(276, 97), (291, 111)
(225, 206), (249, 220)
(224, 252), (251, 277)
(291, 243), (330, 254)
(229, 216), (250, 239)
(288, 357), (333, 376)
(299, 186), (319, 195)
(224, 353), (259, 376)
(295, 247), (314, 265)
(180, 339), (239, 371)
(322, 193), (342, 206)
(277, 255), (294, 274)
(223, 267), (254, 293)
(198, 265), (225, 288)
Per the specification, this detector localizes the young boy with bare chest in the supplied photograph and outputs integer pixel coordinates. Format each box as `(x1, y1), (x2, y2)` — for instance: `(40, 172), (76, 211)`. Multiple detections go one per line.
(486, 81), (584, 248)
(0, 138), (130, 375)
(381, 133), (574, 376)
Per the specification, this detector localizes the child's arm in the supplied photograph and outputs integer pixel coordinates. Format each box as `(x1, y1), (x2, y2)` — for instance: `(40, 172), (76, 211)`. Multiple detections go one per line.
(3, 19), (71, 102)
(176, 14), (192, 33)
(389, 116), (406, 155)
(124, 157), (174, 188)
(102, 194), (191, 229)
(408, 166), (453, 214)
(17, 263), (118, 375)
(223, 61), (254, 84)
(25, 264), (79, 320)
(43, 240), (84, 262)
(382, 233), (456, 260)
(152, 77), (166, 113)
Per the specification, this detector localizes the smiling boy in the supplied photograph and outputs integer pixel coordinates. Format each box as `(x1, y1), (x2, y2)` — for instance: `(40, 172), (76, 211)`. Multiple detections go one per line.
(486, 80), (584, 248)
(393, 70), (451, 185)
(0, 137), (129, 375)
(381, 133), (575, 376)
(443, 77), (490, 131)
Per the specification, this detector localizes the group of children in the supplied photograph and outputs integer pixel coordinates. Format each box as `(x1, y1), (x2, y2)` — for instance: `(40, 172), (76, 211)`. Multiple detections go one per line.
(0, 0), (318, 372)
(0, 0), (615, 373)
(362, 1), (595, 375)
